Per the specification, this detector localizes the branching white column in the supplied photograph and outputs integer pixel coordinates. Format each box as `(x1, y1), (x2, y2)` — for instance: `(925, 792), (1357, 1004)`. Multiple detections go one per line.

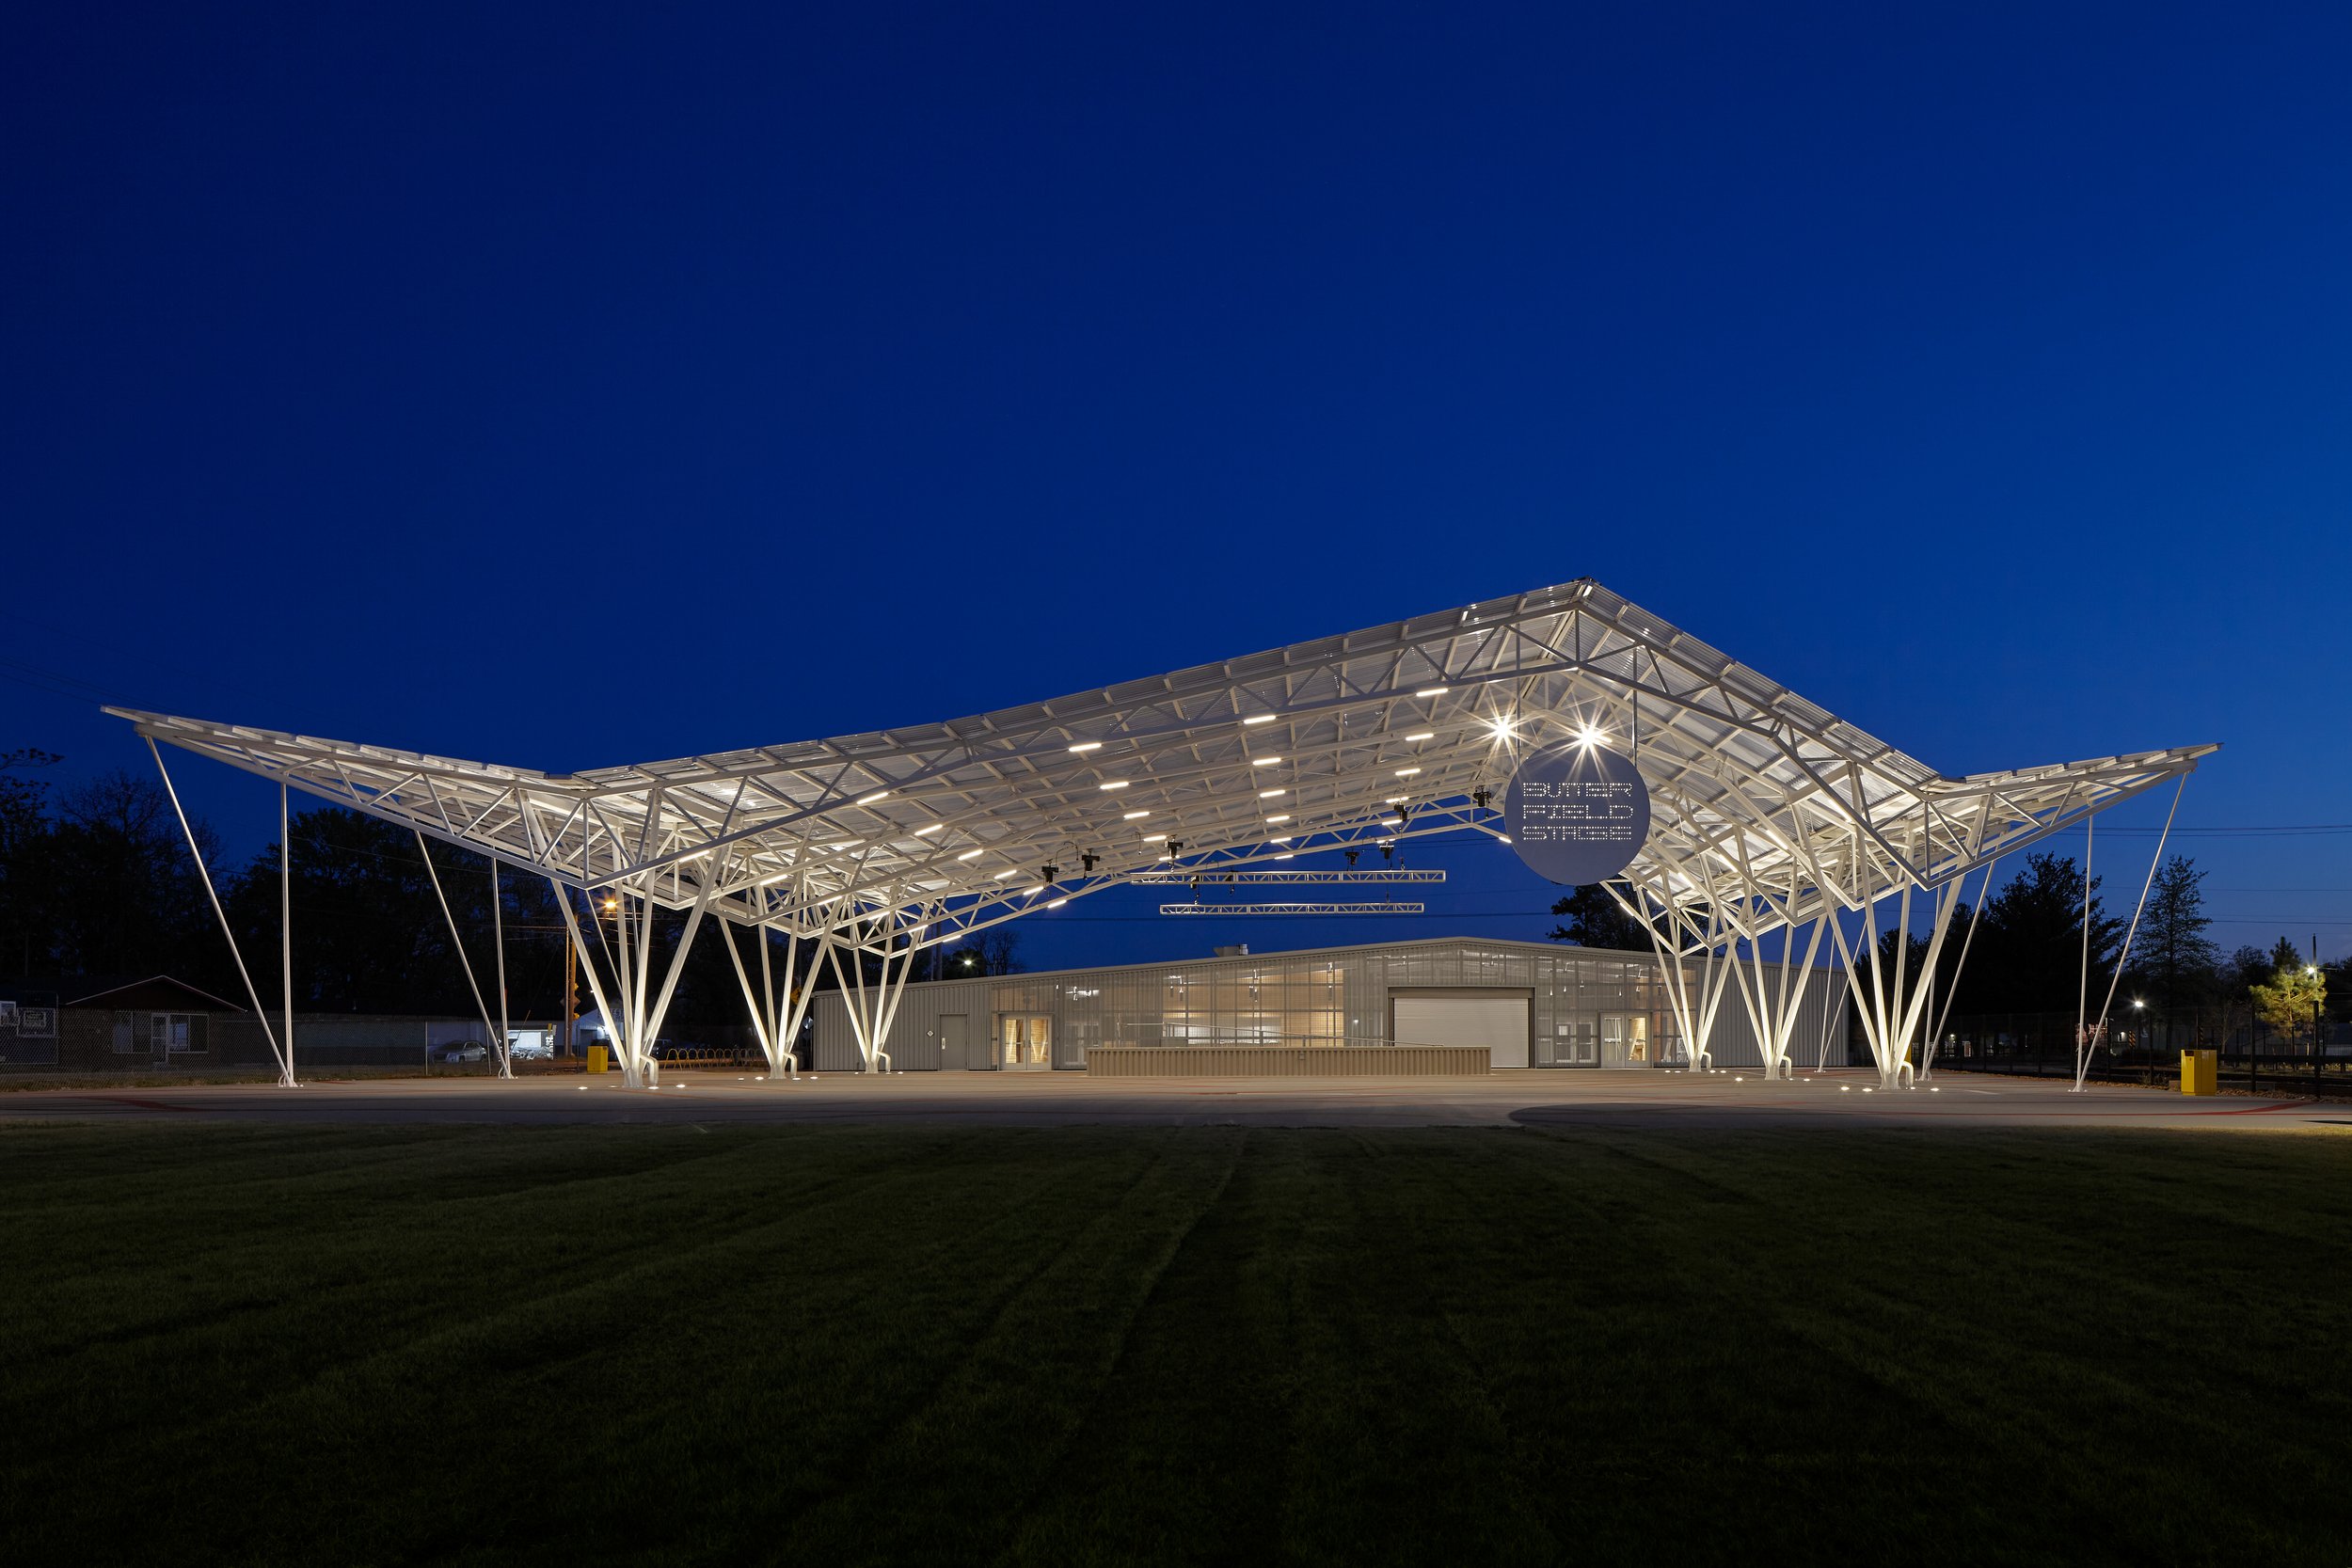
(552, 879), (625, 1080)
(821, 900), (937, 1072)
(552, 881), (672, 1089)
(1827, 853), (1967, 1089)
(722, 892), (834, 1081)
(1615, 872), (1736, 1072)
(722, 916), (788, 1078)
(568, 866), (727, 1090)
(1727, 911), (1828, 1083)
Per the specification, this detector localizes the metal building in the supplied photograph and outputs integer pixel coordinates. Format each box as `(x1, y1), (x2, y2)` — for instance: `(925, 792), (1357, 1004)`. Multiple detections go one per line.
(812, 936), (1842, 1072)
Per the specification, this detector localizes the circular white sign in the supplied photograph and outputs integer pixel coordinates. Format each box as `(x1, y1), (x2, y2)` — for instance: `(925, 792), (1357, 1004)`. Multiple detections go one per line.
(1503, 742), (1651, 884)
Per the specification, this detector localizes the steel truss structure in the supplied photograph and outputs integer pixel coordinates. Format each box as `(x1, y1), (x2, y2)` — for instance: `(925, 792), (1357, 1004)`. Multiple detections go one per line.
(110, 578), (2213, 1089)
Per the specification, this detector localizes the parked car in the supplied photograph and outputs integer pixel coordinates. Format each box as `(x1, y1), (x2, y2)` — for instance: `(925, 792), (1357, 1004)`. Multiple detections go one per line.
(429, 1041), (488, 1064)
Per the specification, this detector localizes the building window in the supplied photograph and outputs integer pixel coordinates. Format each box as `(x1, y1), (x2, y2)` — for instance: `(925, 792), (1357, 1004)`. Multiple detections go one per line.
(113, 1010), (135, 1053)
(152, 1013), (204, 1053)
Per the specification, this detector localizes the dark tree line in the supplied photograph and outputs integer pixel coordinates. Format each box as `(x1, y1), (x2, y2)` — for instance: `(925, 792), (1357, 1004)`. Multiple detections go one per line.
(3, 752), (224, 984)
(1, 750), (1029, 1026)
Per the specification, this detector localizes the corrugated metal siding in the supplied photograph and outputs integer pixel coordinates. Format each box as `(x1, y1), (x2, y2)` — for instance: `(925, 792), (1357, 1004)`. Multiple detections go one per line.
(812, 939), (1843, 1071)
(1089, 1046), (1490, 1077)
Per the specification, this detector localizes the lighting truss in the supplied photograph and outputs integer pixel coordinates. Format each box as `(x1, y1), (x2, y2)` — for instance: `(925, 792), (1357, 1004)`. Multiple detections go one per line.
(1158, 903), (1429, 916)
(1128, 870), (1446, 885)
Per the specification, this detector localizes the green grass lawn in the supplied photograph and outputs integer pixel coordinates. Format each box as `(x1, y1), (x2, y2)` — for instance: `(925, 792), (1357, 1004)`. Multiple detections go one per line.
(3, 1122), (2346, 1566)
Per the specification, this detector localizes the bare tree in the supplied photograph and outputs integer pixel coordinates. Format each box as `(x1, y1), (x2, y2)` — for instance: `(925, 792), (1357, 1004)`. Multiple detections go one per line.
(977, 928), (1024, 975)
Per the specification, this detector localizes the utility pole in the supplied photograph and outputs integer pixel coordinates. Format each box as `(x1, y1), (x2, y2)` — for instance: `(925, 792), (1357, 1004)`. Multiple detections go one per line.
(2305, 940), (2324, 1100)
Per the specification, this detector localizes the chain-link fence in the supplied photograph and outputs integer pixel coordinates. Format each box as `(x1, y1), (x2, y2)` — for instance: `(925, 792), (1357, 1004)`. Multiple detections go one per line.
(1929, 1006), (2352, 1097)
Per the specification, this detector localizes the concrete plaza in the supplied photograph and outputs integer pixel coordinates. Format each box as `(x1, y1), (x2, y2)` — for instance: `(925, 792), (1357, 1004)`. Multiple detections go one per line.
(5, 1069), (2344, 1132)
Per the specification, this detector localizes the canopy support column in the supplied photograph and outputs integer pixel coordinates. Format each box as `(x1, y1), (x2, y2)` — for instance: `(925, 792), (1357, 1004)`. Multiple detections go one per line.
(1613, 867), (1736, 1073)
(490, 859), (511, 1080)
(417, 831), (508, 1078)
(637, 870), (722, 1081)
(1828, 851), (1967, 1089)
(1727, 908), (1827, 1083)
(146, 737), (293, 1087)
(723, 911), (825, 1081)
(552, 879), (625, 1084)
(279, 783), (297, 1084)
(822, 902), (934, 1072)
(1920, 858), (2001, 1080)
(2077, 775), (2188, 1092)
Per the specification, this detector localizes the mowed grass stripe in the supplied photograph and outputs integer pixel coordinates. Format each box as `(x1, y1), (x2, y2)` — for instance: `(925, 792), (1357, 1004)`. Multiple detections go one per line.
(310, 1129), (1193, 1565)
(1002, 1131), (1326, 1566)
(0, 1126), (940, 1440)
(3, 1124), (2348, 1567)
(767, 1127), (1248, 1565)
(1543, 1127), (2352, 1564)
(6, 1126), (1164, 1563)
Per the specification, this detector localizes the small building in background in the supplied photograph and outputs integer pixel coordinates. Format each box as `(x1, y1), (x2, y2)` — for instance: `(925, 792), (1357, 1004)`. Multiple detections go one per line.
(0, 975), (274, 1071)
(0, 974), (528, 1072)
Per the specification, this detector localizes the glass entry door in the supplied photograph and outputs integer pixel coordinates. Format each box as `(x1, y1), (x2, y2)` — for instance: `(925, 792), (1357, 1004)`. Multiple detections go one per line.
(1602, 1013), (1649, 1065)
(999, 1014), (1053, 1070)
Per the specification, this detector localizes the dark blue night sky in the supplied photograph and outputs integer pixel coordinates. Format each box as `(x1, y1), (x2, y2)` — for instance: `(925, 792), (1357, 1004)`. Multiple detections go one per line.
(5, 4), (2348, 968)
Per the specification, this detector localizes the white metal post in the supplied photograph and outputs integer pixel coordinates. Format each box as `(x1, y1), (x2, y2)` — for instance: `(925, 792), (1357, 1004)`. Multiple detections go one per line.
(2079, 776), (2187, 1091)
(146, 737), (292, 1087)
(417, 831), (501, 1077)
(552, 879), (625, 1084)
(490, 859), (511, 1079)
(2075, 816), (2095, 1090)
(280, 783), (297, 1085)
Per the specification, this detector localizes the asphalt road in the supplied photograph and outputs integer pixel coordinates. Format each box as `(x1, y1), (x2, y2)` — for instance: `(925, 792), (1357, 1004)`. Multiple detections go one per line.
(4, 1069), (2344, 1131)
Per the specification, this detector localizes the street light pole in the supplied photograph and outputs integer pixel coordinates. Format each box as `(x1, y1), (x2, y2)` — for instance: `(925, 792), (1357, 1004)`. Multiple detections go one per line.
(2133, 998), (2149, 1088)
(2309, 962), (2323, 1096)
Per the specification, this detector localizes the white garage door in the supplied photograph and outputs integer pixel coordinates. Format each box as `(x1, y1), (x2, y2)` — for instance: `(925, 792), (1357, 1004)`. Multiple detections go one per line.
(1393, 996), (1529, 1068)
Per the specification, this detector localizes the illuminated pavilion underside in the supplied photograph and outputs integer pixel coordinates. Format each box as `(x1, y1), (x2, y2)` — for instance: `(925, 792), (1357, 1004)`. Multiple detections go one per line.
(111, 578), (2213, 1089)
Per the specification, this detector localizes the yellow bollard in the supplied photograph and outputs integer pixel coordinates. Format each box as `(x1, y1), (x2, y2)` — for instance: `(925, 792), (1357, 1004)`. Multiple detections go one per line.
(588, 1045), (609, 1075)
(2180, 1049), (2216, 1095)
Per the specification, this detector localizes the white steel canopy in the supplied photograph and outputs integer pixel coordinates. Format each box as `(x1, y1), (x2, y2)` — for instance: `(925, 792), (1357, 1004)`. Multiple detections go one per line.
(106, 577), (2212, 948)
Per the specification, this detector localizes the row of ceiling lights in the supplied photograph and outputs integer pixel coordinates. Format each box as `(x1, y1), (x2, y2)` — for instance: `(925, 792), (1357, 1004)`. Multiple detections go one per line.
(821, 688), (1523, 897)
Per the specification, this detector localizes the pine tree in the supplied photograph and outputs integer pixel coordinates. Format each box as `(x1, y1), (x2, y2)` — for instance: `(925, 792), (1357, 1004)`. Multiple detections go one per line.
(2129, 855), (2219, 1012)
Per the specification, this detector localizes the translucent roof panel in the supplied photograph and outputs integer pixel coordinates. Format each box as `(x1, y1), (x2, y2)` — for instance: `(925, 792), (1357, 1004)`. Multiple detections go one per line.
(108, 578), (2214, 947)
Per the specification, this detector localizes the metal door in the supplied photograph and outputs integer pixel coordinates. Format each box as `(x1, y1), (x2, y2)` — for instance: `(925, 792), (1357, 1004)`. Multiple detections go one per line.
(941, 1014), (970, 1070)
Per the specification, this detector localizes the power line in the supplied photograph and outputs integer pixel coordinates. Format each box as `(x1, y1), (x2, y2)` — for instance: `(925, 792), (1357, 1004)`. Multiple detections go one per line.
(0, 657), (141, 707)
(2204, 916), (2352, 926)
(2096, 825), (2352, 836)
